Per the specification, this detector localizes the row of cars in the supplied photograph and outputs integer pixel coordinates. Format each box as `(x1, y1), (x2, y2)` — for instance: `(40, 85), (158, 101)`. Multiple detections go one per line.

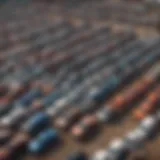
(0, 1), (159, 160)
(92, 110), (160, 160)
(70, 65), (160, 139)
(44, 0), (160, 28)
(0, 30), (159, 160)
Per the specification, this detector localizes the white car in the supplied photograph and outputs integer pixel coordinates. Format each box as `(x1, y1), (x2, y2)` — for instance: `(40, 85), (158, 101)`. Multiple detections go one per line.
(96, 107), (114, 123)
(106, 139), (129, 160)
(124, 128), (148, 150)
(0, 107), (25, 127)
(91, 139), (129, 160)
(91, 149), (109, 160)
(139, 115), (158, 138)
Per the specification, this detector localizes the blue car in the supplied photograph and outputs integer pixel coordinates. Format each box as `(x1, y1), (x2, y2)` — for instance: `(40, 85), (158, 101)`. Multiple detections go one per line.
(22, 112), (50, 136)
(28, 128), (59, 153)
